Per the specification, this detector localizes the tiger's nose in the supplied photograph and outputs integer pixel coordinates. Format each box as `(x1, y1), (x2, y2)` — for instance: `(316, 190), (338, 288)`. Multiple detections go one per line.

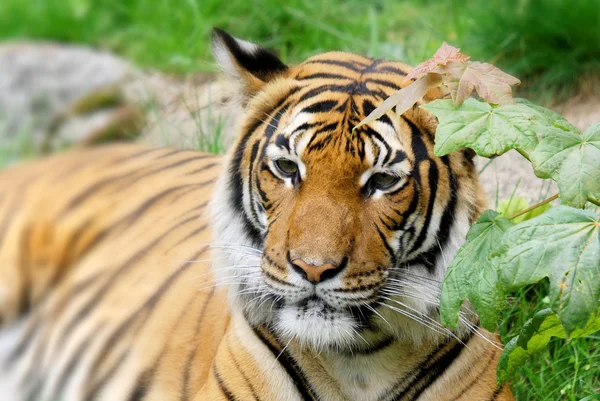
(291, 259), (341, 283)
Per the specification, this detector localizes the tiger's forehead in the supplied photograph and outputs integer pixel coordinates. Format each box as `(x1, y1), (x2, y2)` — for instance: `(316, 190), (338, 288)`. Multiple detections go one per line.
(270, 53), (416, 169)
(293, 51), (412, 82)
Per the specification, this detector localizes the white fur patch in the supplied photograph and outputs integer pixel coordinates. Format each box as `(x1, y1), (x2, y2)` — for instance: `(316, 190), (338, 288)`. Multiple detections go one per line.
(212, 35), (260, 78)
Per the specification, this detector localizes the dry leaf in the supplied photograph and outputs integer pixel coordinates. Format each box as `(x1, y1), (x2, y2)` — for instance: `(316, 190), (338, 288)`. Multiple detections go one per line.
(435, 61), (521, 105)
(404, 42), (470, 82)
(354, 73), (443, 130)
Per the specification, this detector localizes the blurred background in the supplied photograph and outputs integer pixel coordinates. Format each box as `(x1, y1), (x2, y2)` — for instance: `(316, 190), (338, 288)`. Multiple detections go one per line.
(0, 0), (598, 399)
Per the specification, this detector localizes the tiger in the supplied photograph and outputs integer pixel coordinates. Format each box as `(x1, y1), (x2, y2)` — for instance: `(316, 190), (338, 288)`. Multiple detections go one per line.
(0, 28), (514, 401)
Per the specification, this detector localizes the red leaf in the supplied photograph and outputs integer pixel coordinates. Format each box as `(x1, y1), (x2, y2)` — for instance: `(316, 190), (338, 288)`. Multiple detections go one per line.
(434, 61), (521, 105)
(404, 42), (470, 82)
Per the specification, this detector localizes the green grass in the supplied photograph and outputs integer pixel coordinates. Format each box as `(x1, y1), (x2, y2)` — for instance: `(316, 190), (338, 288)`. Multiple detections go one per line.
(0, 0), (597, 100)
(499, 284), (600, 400)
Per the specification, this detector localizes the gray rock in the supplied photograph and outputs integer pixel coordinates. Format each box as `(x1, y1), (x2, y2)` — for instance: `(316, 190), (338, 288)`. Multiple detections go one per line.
(0, 42), (142, 152)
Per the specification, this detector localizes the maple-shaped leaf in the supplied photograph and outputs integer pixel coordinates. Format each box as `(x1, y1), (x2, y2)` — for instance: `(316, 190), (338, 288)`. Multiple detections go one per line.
(404, 42), (470, 82)
(530, 123), (600, 208)
(422, 98), (539, 157)
(435, 61), (521, 106)
(440, 210), (514, 330)
(495, 206), (600, 335)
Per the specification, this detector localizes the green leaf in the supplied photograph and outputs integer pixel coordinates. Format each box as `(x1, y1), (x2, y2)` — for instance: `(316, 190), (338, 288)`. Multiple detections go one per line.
(497, 307), (600, 383)
(423, 98), (540, 157)
(495, 206), (600, 334)
(440, 210), (514, 330)
(497, 196), (552, 224)
(514, 99), (579, 133)
(530, 123), (600, 208)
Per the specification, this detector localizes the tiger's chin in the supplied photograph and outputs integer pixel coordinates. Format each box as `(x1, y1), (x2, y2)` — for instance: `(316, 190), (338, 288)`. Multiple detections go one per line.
(273, 299), (361, 350)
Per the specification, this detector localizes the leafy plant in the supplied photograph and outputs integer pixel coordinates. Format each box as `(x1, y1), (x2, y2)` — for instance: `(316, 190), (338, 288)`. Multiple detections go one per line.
(358, 43), (600, 386)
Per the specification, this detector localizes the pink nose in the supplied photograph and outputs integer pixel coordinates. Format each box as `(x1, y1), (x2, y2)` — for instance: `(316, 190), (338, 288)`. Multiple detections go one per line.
(291, 259), (339, 283)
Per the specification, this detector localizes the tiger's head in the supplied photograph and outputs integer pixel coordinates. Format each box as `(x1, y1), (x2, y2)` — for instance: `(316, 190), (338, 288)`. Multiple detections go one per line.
(210, 29), (486, 350)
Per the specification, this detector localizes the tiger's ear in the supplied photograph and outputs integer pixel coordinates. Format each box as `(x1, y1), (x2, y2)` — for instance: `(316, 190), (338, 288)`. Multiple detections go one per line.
(211, 28), (288, 97)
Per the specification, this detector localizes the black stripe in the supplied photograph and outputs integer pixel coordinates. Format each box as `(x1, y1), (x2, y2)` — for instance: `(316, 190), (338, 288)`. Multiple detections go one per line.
(387, 150), (408, 166)
(58, 170), (137, 217)
(180, 289), (216, 401)
(85, 348), (130, 398)
(345, 336), (396, 356)
(108, 155), (213, 194)
(85, 246), (206, 399)
(365, 78), (402, 90)
(17, 225), (32, 315)
(408, 160), (439, 265)
(362, 99), (394, 128)
(5, 317), (41, 365)
(124, 291), (200, 401)
(184, 162), (220, 176)
(155, 149), (183, 159)
(173, 222), (208, 248)
(376, 225), (397, 267)
(52, 333), (98, 398)
(263, 270), (297, 287)
(57, 214), (200, 351)
(304, 59), (364, 71)
(214, 364), (238, 401)
(111, 147), (165, 164)
(246, 140), (263, 239)
(489, 385), (505, 400)
(181, 201), (210, 217)
(412, 157), (458, 271)
(390, 180), (419, 231)
(387, 333), (473, 401)
(398, 340), (467, 401)
(448, 349), (496, 400)
(298, 72), (354, 81)
(363, 126), (392, 161)
(251, 327), (315, 400)
(59, 155), (210, 218)
(376, 66), (408, 75)
(275, 134), (290, 150)
(301, 100), (339, 114)
(298, 82), (374, 102)
(305, 122), (338, 151)
(227, 340), (261, 401)
(126, 367), (154, 401)
(118, 183), (208, 230)
(230, 97), (294, 248)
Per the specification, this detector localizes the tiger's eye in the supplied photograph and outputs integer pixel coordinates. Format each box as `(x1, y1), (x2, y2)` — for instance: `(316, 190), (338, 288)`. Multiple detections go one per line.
(274, 159), (299, 177)
(370, 173), (399, 190)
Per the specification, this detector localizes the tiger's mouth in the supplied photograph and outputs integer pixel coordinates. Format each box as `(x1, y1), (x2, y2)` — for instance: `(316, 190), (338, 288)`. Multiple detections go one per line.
(273, 295), (372, 349)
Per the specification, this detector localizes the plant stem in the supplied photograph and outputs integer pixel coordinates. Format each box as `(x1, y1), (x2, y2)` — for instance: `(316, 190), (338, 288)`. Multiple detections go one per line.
(508, 193), (559, 220)
(588, 196), (600, 207)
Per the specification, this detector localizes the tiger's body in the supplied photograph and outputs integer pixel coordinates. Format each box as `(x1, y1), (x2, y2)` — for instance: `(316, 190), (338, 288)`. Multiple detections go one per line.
(0, 29), (514, 401)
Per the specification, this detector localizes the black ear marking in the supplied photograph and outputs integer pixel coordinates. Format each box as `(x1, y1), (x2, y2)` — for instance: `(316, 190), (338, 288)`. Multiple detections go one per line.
(211, 28), (287, 82)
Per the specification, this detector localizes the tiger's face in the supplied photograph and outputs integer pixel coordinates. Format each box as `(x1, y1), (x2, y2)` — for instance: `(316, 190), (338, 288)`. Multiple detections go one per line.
(211, 29), (485, 350)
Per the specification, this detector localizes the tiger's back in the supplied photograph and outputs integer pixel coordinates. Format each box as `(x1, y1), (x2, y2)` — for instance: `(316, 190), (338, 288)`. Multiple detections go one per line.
(0, 145), (229, 400)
